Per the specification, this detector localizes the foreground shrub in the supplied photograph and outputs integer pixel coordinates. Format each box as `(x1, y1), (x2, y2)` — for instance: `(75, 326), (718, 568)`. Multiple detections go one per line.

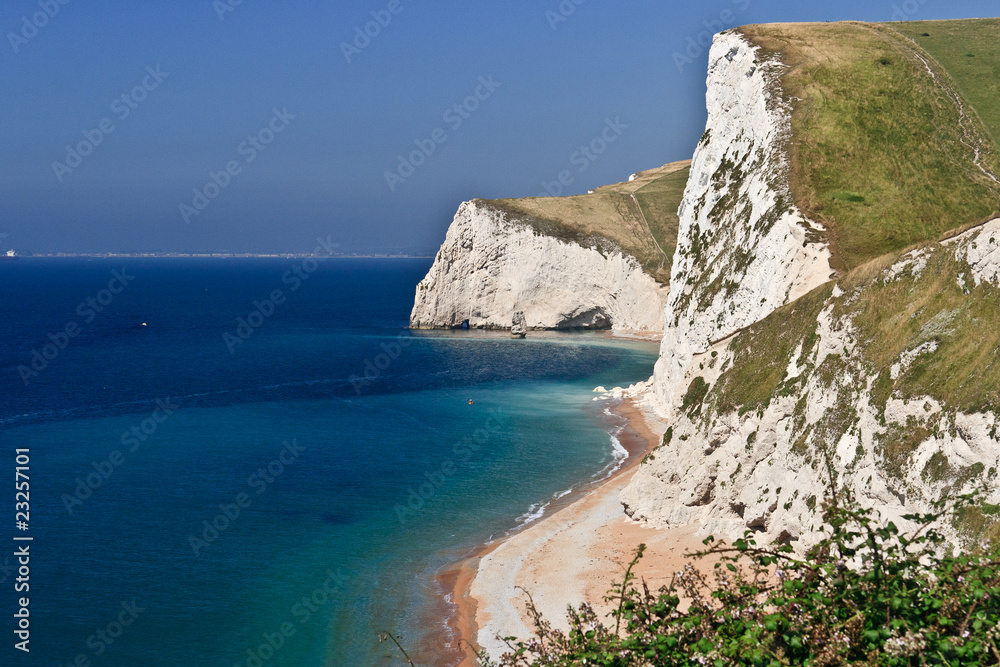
(481, 490), (1000, 666)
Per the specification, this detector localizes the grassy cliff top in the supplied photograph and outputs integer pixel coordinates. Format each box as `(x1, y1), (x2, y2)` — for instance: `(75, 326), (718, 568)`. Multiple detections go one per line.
(478, 160), (691, 284)
(740, 20), (1000, 271)
(896, 18), (1000, 149)
(705, 19), (1000, 464)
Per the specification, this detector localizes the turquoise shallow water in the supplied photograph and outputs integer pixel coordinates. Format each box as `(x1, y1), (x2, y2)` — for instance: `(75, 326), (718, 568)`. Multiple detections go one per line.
(0, 258), (657, 665)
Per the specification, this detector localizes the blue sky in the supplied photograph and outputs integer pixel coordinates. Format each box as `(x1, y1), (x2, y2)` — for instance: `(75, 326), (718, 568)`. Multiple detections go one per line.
(1, 0), (996, 254)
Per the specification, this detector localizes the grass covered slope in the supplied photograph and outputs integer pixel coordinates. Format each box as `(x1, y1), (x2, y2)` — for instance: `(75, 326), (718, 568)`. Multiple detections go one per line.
(708, 242), (1000, 422)
(703, 18), (1000, 477)
(699, 221), (1000, 498)
(740, 21), (1000, 271)
(896, 18), (1000, 148)
(479, 161), (691, 285)
(837, 247), (1000, 414)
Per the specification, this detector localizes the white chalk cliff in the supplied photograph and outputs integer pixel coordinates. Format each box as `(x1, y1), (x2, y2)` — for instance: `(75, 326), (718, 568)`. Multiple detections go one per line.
(623, 219), (1000, 548)
(651, 31), (833, 412)
(410, 200), (669, 332)
(414, 29), (1000, 554)
(622, 32), (1000, 548)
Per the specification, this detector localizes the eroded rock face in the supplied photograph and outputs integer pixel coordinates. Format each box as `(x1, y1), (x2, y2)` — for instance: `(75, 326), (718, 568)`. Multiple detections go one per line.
(623, 219), (1000, 549)
(409, 200), (669, 332)
(620, 31), (999, 551)
(510, 311), (527, 338)
(651, 31), (833, 415)
(413, 27), (1000, 563)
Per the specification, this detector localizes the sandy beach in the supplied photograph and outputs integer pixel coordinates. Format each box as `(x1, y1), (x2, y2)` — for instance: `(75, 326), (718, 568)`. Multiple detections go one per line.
(439, 395), (708, 665)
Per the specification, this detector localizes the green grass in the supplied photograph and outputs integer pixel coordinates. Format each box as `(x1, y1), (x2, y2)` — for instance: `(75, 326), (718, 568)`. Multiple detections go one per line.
(632, 164), (691, 276)
(480, 161), (690, 284)
(878, 420), (933, 480)
(680, 376), (710, 416)
(704, 232), (1000, 456)
(895, 19), (1000, 150)
(839, 249), (1000, 413)
(741, 21), (1000, 271)
(707, 283), (833, 418)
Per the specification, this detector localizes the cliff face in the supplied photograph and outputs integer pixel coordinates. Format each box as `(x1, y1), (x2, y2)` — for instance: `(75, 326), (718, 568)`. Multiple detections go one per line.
(624, 29), (1000, 549)
(624, 220), (1000, 547)
(651, 31), (833, 413)
(414, 24), (1000, 552)
(409, 200), (669, 332)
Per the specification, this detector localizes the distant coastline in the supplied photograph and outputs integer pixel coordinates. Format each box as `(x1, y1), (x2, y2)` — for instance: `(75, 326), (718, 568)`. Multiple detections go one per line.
(19, 252), (435, 259)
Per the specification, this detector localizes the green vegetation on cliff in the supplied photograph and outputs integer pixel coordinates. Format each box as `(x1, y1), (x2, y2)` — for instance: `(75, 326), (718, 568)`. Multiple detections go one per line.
(740, 21), (1000, 271)
(697, 227), (1000, 486)
(896, 19), (1000, 149)
(708, 283), (833, 419)
(480, 161), (690, 284)
(839, 247), (1000, 414)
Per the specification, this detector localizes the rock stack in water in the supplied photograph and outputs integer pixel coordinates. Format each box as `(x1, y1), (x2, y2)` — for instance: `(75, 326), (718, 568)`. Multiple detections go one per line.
(510, 311), (527, 338)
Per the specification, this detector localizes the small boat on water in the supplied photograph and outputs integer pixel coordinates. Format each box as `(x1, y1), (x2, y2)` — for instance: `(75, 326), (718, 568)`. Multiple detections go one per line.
(0, 250), (19, 261)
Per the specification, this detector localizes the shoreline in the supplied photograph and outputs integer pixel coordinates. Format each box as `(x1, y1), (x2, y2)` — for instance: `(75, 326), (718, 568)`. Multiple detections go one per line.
(435, 394), (702, 665)
(427, 396), (648, 666)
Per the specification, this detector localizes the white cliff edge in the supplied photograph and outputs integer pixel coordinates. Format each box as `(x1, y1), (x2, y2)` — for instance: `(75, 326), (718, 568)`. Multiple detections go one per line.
(410, 200), (669, 332)
(463, 28), (1000, 661)
(620, 34), (999, 549)
(652, 30), (833, 415)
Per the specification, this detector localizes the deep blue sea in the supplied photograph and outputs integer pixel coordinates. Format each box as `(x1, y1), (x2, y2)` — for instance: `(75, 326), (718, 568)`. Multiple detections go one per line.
(0, 258), (657, 666)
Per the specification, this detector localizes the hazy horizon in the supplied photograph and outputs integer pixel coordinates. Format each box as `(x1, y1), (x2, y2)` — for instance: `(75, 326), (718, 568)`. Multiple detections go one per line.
(3, 1), (996, 254)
